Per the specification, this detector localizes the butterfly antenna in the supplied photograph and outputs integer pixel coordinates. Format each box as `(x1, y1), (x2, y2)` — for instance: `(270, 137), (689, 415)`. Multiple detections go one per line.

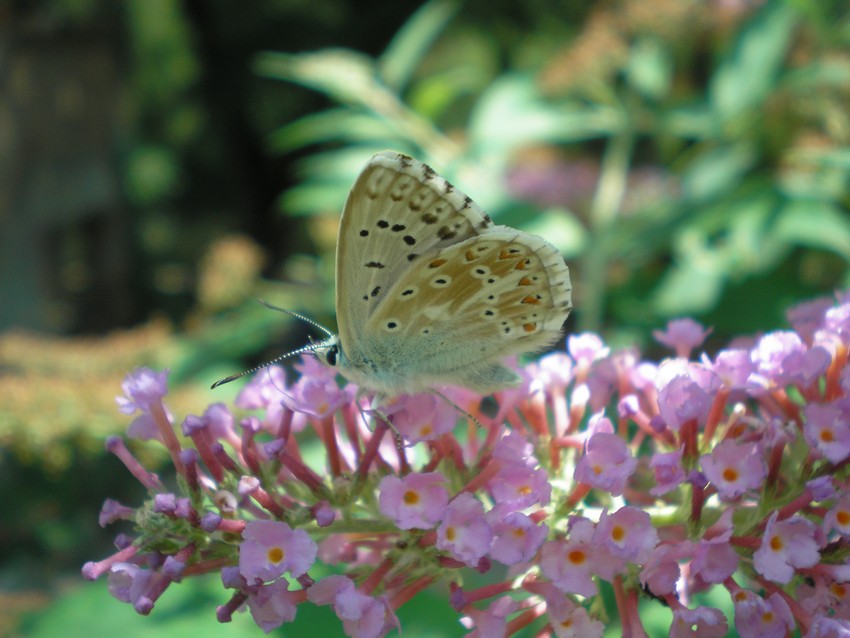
(257, 299), (334, 338)
(211, 300), (334, 389)
(210, 343), (320, 389)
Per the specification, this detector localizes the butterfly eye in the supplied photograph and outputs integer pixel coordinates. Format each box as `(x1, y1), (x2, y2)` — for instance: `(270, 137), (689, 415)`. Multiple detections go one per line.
(325, 344), (339, 367)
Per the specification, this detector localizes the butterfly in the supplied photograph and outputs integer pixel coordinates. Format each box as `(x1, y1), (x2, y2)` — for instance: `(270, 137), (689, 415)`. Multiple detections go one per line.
(213, 151), (571, 400)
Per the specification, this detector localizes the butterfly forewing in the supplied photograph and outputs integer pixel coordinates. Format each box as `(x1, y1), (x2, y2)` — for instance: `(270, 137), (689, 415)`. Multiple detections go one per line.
(335, 152), (494, 357)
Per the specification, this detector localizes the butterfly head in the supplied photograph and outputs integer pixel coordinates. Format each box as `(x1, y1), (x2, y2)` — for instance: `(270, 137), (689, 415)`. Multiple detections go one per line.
(312, 335), (342, 369)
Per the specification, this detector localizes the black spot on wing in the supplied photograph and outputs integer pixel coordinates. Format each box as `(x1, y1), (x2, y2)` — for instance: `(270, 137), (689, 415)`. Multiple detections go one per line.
(438, 226), (457, 240)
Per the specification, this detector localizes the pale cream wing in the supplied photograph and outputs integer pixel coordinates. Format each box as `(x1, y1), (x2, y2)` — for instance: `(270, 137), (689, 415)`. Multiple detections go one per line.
(335, 151), (494, 357)
(364, 227), (572, 382)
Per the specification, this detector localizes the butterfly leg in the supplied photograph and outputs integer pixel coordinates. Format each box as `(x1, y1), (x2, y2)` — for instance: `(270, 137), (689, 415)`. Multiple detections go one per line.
(431, 389), (484, 429)
(352, 391), (401, 437)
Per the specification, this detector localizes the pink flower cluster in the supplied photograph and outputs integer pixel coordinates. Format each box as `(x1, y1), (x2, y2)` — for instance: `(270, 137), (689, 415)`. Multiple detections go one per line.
(83, 292), (850, 637)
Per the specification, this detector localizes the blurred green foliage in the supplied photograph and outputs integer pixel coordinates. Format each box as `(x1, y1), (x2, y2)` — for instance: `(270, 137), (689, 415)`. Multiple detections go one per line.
(2, 0), (850, 636)
(253, 0), (850, 356)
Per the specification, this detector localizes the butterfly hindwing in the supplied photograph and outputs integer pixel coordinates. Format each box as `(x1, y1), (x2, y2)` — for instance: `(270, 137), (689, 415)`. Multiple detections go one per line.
(365, 228), (572, 388)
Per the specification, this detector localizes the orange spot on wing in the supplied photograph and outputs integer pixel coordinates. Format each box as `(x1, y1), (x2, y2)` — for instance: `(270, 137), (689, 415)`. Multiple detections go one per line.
(465, 249), (476, 261)
(428, 258), (447, 268)
(518, 276), (532, 286)
(521, 296), (540, 305)
(515, 259), (530, 270)
(522, 322), (537, 333)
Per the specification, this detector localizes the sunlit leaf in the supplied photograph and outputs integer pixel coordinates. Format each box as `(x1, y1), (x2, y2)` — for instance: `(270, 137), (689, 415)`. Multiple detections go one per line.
(680, 144), (757, 203)
(774, 200), (850, 259)
(468, 75), (621, 156)
(379, 0), (460, 90)
(652, 252), (726, 316)
(267, 109), (401, 152)
(255, 50), (379, 107)
(709, 2), (798, 121)
(626, 37), (672, 101)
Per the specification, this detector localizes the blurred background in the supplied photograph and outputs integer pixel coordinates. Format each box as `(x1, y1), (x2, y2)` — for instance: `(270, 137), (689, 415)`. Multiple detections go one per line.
(1, 0), (849, 636)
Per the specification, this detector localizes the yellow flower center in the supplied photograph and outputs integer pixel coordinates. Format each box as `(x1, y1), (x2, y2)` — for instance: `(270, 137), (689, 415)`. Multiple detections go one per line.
(267, 547), (284, 564)
(403, 490), (420, 505)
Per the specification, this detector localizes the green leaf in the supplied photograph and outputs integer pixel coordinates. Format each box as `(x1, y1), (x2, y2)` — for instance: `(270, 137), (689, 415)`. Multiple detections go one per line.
(709, 1), (798, 121)
(267, 109), (401, 153)
(680, 143), (757, 203)
(407, 66), (487, 120)
(626, 37), (672, 101)
(468, 75), (621, 155)
(783, 57), (850, 91)
(661, 105), (716, 140)
(721, 194), (789, 274)
(774, 200), (850, 259)
(254, 50), (379, 107)
(652, 249), (726, 316)
(279, 182), (350, 217)
(379, 0), (460, 91)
